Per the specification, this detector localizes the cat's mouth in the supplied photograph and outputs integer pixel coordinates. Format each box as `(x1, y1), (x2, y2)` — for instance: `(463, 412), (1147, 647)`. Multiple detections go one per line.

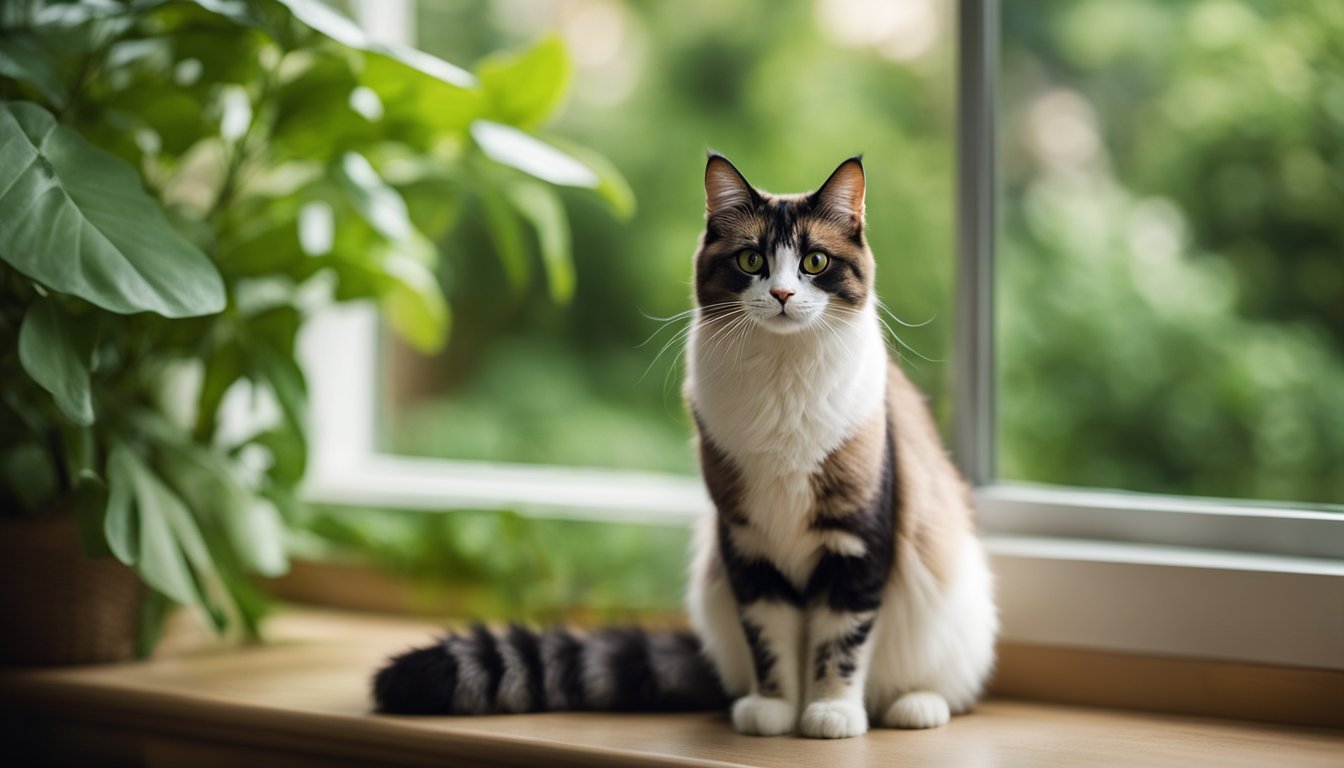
(760, 308), (811, 333)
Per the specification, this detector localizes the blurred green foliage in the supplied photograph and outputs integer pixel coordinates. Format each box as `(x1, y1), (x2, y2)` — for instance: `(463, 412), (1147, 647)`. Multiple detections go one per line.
(301, 505), (689, 620)
(999, 0), (1344, 504)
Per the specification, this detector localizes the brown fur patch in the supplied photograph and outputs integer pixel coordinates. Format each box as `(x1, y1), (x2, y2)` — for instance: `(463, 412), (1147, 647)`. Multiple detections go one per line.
(809, 408), (887, 526)
(886, 360), (972, 587)
(693, 414), (748, 526)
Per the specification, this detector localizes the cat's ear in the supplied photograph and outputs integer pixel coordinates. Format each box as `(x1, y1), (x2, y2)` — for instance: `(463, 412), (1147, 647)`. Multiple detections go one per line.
(813, 156), (866, 223)
(705, 152), (756, 216)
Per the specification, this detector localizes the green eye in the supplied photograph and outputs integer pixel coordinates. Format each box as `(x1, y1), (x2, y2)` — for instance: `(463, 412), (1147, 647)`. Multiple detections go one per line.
(802, 251), (830, 275)
(737, 250), (764, 274)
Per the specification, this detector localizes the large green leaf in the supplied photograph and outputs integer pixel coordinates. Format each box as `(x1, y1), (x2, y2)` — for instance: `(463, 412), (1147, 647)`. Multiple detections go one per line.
(508, 181), (575, 303)
(477, 36), (572, 130)
(0, 101), (225, 317)
(0, 31), (68, 109)
(18, 298), (95, 425)
(470, 120), (599, 188)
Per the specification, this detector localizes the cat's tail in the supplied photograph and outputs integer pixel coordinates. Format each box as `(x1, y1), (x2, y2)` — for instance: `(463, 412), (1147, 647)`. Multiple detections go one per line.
(372, 624), (728, 715)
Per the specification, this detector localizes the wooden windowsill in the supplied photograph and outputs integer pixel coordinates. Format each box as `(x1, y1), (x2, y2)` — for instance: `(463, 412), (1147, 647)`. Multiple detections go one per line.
(1, 608), (1340, 768)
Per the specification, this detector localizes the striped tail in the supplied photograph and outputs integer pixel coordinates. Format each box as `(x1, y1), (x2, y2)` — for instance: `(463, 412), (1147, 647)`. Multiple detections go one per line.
(372, 624), (728, 715)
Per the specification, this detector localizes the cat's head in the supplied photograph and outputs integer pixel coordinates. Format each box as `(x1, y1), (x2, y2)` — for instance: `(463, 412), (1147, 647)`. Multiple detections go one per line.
(693, 153), (872, 335)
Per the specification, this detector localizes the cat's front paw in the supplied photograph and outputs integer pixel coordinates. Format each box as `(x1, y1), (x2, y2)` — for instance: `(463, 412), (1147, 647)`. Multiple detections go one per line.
(799, 699), (868, 739)
(731, 694), (796, 736)
(881, 691), (950, 729)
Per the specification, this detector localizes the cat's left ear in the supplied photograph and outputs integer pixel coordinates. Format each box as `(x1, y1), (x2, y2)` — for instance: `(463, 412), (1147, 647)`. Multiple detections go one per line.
(813, 156), (866, 223)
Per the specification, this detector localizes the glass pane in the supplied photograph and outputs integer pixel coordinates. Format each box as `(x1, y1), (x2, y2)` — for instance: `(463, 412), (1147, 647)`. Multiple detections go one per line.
(377, 0), (958, 474)
(997, 1), (1344, 505)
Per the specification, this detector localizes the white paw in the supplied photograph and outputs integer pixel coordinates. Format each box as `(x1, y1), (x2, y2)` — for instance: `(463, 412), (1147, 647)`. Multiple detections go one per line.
(731, 694), (796, 736)
(799, 700), (868, 739)
(882, 692), (950, 729)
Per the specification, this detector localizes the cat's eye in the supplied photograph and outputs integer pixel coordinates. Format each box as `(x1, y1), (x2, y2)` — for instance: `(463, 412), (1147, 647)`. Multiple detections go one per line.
(737, 250), (764, 274)
(802, 251), (830, 275)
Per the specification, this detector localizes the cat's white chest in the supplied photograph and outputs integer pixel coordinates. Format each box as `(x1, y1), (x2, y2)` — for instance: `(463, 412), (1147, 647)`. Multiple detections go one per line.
(687, 311), (887, 583)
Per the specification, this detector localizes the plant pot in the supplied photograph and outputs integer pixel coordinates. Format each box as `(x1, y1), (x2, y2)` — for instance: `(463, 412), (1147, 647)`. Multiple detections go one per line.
(0, 511), (142, 665)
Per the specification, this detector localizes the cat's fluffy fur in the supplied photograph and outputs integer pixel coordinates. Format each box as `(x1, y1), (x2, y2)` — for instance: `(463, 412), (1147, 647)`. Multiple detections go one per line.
(685, 154), (996, 737)
(370, 155), (996, 739)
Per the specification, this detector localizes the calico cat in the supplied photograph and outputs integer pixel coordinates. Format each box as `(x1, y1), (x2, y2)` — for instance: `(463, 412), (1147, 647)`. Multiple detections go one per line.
(372, 154), (997, 738)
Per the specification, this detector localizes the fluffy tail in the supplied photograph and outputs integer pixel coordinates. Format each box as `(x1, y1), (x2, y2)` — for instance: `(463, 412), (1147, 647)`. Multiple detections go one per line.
(372, 624), (728, 714)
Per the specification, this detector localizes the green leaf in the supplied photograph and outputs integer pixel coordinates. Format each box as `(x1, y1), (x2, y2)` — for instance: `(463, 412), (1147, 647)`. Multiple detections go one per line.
(547, 137), (637, 220)
(122, 448), (206, 605)
(251, 343), (308, 436)
(233, 497), (288, 577)
(158, 442), (288, 577)
(477, 36), (572, 130)
(276, 0), (481, 132)
(478, 184), (529, 291)
(470, 120), (600, 188)
(379, 250), (450, 353)
(269, 51), (372, 161)
(508, 182), (575, 303)
(0, 101), (226, 317)
(105, 446), (140, 565)
(250, 428), (306, 486)
(109, 422), (236, 613)
(195, 339), (243, 442)
(335, 152), (414, 242)
(18, 298), (95, 425)
(0, 31), (68, 109)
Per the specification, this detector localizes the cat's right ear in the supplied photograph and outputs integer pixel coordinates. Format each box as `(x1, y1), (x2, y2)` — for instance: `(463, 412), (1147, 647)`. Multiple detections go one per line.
(705, 152), (756, 216)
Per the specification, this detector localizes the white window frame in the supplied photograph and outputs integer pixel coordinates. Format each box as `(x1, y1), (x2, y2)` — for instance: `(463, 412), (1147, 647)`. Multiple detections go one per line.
(300, 0), (1344, 671)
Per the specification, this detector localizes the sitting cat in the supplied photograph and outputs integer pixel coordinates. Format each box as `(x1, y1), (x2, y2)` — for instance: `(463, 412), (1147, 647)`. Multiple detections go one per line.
(372, 154), (997, 738)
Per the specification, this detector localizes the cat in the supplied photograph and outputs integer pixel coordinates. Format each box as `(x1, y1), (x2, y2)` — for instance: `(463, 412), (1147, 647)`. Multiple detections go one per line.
(371, 154), (997, 739)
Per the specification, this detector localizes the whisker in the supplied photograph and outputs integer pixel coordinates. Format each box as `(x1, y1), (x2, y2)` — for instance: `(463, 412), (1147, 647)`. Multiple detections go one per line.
(876, 298), (935, 329)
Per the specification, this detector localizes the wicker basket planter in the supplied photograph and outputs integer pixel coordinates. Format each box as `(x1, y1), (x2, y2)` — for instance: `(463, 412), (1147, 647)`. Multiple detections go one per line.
(0, 511), (141, 665)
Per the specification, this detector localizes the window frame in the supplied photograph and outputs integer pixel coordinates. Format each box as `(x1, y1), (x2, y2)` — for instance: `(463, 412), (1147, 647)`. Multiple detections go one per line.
(299, 0), (1344, 672)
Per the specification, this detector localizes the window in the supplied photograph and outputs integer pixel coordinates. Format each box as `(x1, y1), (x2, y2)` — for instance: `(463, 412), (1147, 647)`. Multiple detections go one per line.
(306, 0), (959, 521)
(302, 0), (1343, 667)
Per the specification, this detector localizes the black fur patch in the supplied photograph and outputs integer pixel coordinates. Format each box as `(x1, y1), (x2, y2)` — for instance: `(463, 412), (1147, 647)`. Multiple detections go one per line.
(468, 623), (505, 712)
(600, 627), (660, 710)
(542, 627), (585, 710)
(811, 616), (876, 683)
(719, 515), (805, 606)
(806, 421), (898, 613)
(741, 618), (780, 697)
(507, 624), (547, 712)
(372, 638), (459, 714)
(813, 642), (834, 682)
(655, 631), (730, 710)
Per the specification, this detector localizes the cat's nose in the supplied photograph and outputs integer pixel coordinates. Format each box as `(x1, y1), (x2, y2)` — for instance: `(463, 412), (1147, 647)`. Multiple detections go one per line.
(770, 288), (795, 306)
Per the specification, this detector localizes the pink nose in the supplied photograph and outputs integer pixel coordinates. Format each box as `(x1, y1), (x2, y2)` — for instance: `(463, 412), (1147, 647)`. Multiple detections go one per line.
(770, 288), (795, 305)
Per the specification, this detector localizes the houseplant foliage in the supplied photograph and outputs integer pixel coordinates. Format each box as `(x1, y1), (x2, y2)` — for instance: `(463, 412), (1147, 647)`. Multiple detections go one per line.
(0, 0), (627, 651)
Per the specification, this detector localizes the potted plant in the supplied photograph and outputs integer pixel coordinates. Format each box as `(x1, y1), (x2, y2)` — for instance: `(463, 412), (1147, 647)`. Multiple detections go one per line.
(0, 0), (628, 662)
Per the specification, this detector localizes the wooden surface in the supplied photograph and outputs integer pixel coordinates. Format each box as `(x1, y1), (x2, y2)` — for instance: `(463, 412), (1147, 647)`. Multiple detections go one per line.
(994, 642), (1344, 728)
(2, 609), (1341, 768)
